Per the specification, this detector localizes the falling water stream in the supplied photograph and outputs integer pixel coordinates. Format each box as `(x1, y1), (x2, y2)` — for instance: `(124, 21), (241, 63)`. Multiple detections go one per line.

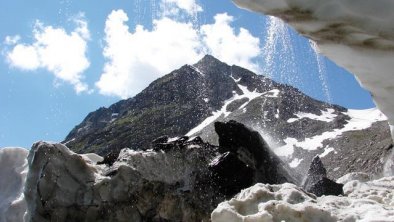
(309, 40), (332, 104)
(262, 16), (332, 104)
(262, 16), (300, 88)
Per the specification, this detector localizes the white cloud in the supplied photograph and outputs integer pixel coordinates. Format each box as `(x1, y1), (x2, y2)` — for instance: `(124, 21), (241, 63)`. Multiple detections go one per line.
(6, 44), (40, 70)
(161, 0), (202, 16)
(96, 10), (203, 98)
(4, 35), (21, 45)
(201, 13), (262, 72)
(5, 15), (90, 93)
(97, 10), (263, 98)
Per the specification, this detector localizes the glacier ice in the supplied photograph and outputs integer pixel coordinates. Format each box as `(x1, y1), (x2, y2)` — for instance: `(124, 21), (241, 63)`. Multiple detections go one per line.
(0, 147), (28, 222)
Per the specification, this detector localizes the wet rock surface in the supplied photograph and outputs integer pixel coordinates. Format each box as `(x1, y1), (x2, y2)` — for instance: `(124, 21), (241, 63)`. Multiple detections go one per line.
(214, 120), (298, 185)
(25, 141), (217, 222)
(25, 121), (295, 221)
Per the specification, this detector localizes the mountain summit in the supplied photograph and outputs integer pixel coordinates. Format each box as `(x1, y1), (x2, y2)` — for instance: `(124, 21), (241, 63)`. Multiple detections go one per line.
(64, 55), (391, 178)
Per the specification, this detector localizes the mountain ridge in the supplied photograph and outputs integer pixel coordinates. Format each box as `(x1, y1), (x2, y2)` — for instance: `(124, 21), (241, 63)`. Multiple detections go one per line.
(63, 55), (392, 179)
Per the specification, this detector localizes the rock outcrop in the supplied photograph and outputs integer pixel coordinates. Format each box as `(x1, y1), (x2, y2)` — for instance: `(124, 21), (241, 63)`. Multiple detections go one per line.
(24, 121), (295, 221)
(214, 121), (298, 186)
(24, 141), (218, 222)
(302, 156), (343, 196)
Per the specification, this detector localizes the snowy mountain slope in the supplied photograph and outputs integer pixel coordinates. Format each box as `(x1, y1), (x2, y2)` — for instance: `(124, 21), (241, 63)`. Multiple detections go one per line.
(64, 55), (391, 178)
(231, 0), (394, 141)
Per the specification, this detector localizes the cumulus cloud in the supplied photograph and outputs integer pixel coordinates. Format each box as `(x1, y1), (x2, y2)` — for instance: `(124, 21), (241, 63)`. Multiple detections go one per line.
(96, 10), (203, 98)
(4, 35), (21, 45)
(5, 15), (90, 93)
(201, 13), (262, 72)
(97, 10), (262, 98)
(161, 0), (203, 16)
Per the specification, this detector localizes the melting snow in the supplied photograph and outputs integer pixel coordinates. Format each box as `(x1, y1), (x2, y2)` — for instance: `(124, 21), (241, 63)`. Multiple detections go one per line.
(189, 65), (204, 76)
(230, 76), (241, 83)
(275, 108), (387, 157)
(287, 108), (337, 123)
(265, 89), (280, 97)
(187, 79), (280, 136)
(167, 137), (180, 142)
(212, 176), (394, 222)
(319, 147), (335, 158)
(289, 158), (302, 168)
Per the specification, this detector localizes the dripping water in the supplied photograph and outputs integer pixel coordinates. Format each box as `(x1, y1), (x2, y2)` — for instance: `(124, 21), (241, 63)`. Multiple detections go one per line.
(309, 40), (332, 104)
(261, 16), (305, 142)
(262, 16), (300, 87)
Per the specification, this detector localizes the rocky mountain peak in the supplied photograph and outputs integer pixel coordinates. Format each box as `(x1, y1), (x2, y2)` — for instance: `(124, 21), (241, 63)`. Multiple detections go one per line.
(63, 55), (391, 179)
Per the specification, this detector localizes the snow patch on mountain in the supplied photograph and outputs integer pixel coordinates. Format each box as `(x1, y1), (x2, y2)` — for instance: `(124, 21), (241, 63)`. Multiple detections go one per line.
(287, 108), (336, 123)
(187, 79), (280, 136)
(212, 175), (394, 222)
(319, 147), (335, 158)
(289, 158), (302, 168)
(275, 108), (387, 157)
(189, 65), (205, 76)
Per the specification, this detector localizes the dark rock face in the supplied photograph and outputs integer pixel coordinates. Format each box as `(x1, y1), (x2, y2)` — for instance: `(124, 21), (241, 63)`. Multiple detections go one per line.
(25, 121), (297, 221)
(308, 178), (344, 197)
(209, 152), (254, 196)
(214, 120), (297, 185)
(302, 156), (343, 196)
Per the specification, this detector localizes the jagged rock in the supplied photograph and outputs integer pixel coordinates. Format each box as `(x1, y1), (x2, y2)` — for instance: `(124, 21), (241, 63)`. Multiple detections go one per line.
(214, 120), (298, 185)
(24, 141), (219, 222)
(308, 178), (344, 197)
(151, 136), (200, 152)
(209, 152), (254, 196)
(24, 121), (300, 221)
(302, 156), (326, 190)
(302, 156), (343, 196)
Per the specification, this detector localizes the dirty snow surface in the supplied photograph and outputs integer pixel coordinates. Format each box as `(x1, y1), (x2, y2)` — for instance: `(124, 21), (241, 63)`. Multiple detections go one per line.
(212, 175), (394, 222)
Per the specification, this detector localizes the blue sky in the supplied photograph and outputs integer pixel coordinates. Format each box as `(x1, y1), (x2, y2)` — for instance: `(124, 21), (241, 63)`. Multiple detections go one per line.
(0, 0), (374, 148)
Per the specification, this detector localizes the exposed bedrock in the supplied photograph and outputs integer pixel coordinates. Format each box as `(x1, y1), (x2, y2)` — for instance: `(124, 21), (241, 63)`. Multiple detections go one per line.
(302, 156), (343, 197)
(24, 121), (295, 221)
(232, 0), (394, 140)
(213, 120), (298, 186)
